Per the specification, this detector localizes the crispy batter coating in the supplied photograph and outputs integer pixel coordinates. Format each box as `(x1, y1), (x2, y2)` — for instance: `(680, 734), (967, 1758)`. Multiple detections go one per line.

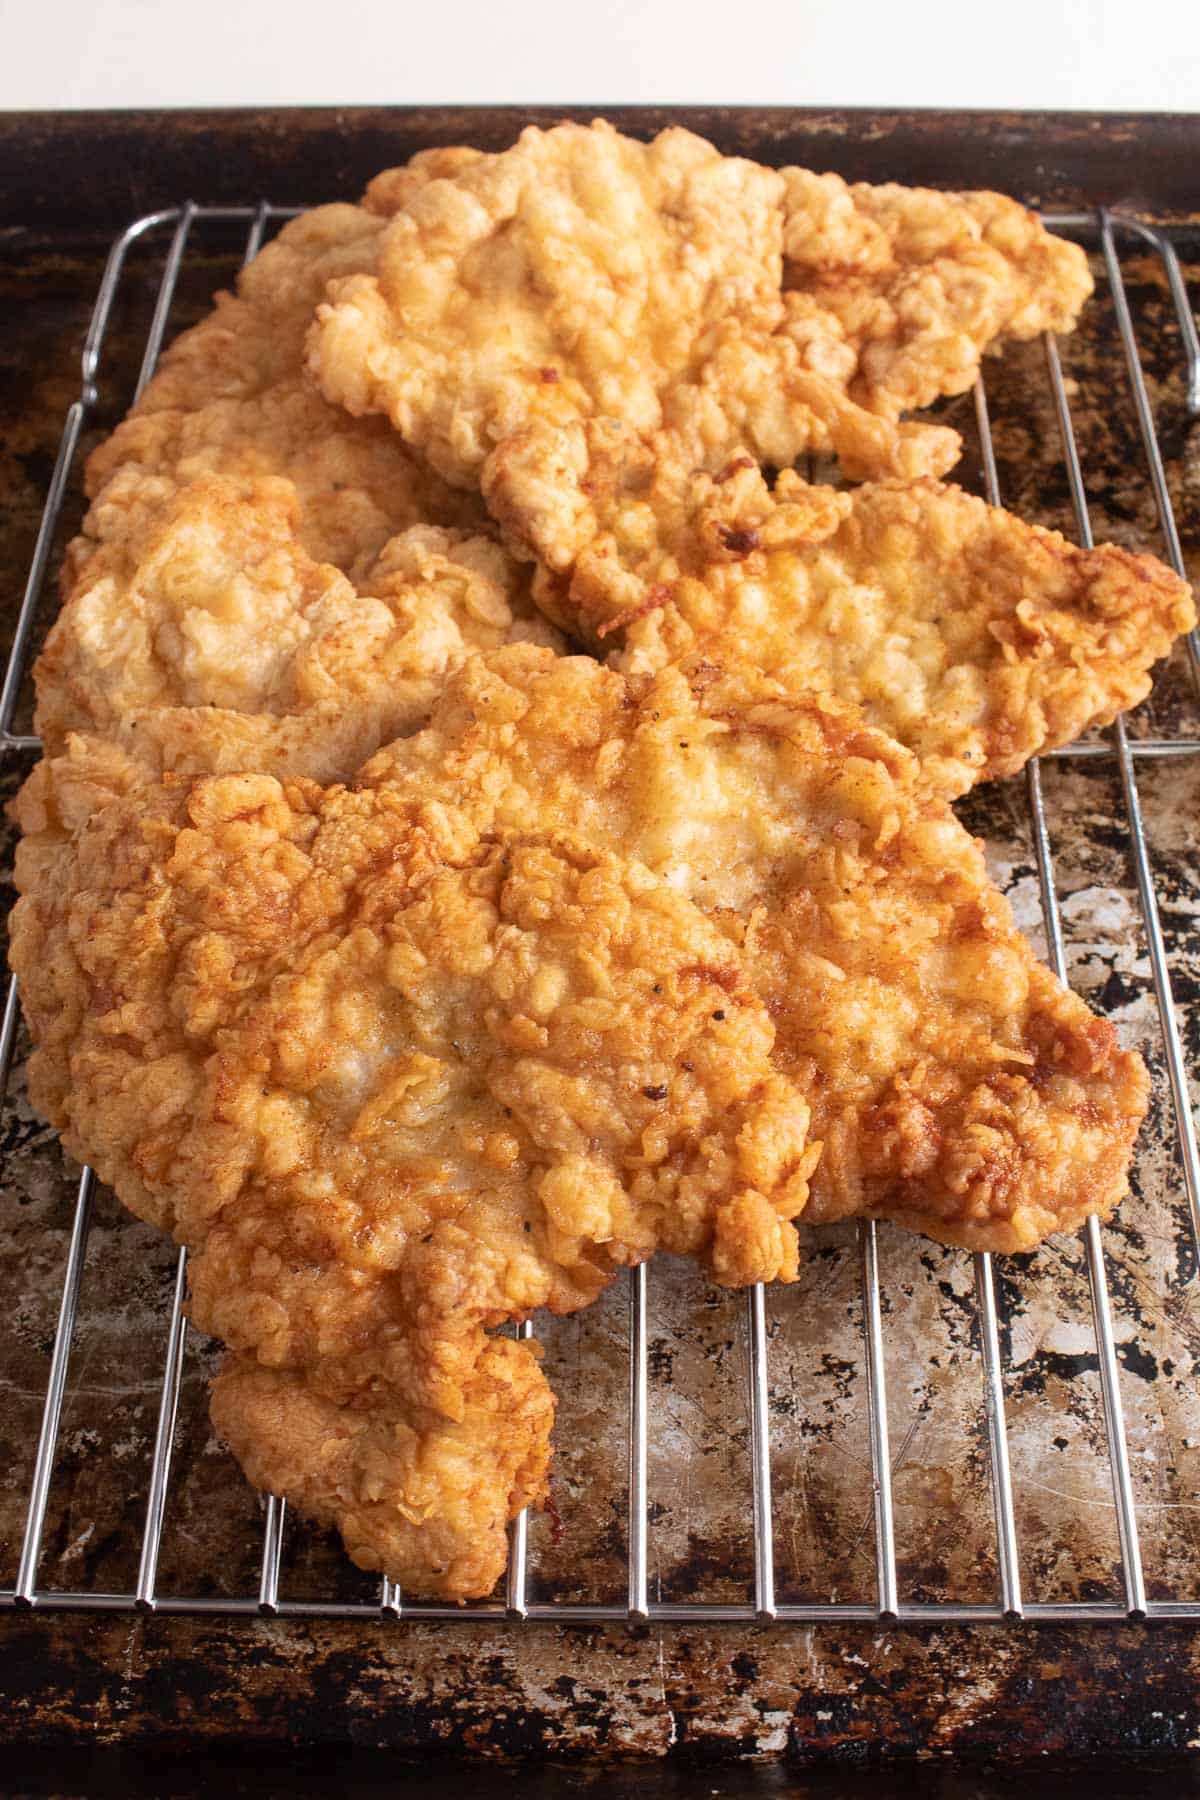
(307, 120), (962, 505)
(362, 647), (1149, 1253)
(80, 200), (485, 583)
(611, 467), (1195, 798)
(12, 743), (811, 1301)
(780, 171), (1094, 418)
(36, 470), (561, 782)
(486, 431), (1193, 795)
(10, 727), (813, 1589)
(483, 419), (850, 637)
(210, 1343), (553, 1600)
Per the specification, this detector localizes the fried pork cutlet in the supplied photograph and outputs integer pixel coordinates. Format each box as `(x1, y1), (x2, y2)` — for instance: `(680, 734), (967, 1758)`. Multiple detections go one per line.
(36, 470), (561, 783)
(11, 732), (814, 1593)
(780, 171), (1093, 420)
(486, 431), (1194, 797)
(363, 647), (1150, 1253)
(79, 196), (485, 586)
(307, 119), (964, 505)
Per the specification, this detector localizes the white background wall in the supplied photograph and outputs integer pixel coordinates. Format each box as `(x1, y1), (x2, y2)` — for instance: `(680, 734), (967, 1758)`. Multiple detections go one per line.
(1, 0), (1197, 112)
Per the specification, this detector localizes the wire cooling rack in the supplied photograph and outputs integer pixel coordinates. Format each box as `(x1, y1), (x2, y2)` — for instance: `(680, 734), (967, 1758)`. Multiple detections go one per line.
(0, 200), (1198, 1626)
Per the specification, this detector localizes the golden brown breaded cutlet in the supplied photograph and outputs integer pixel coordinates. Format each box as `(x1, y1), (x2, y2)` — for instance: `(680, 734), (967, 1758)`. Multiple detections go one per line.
(307, 120), (965, 504)
(485, 430), (1193, 797)
(10, 724), (815, 1593)
(362, 646), (1150, 1253)
(308, 124), (1091, 581)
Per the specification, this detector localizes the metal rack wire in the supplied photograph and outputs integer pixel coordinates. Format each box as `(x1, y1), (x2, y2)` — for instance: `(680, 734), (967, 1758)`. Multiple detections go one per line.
(0, 200), (1197, 1625)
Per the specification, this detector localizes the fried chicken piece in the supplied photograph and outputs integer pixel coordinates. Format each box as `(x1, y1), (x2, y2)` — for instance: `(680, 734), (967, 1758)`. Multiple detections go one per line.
(36, 470), (561, 783)
(80, 197), (485, 585)
(11, 727), (813, 1590)
(487, 432), (1193, 795)
(362, 647), (1149, 1252)
(12, 738), (811, 1303)
(780, 171), (1094, 418)
(612, 466), (1195, 798)
(307, 119), (962, 514)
